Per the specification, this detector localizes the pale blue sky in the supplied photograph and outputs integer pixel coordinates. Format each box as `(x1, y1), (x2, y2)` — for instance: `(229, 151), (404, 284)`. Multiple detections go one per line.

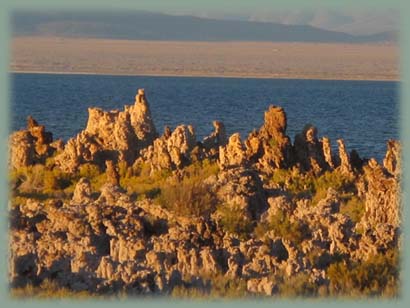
(159, 8), (398, 35)
(83, 0), (398, 35)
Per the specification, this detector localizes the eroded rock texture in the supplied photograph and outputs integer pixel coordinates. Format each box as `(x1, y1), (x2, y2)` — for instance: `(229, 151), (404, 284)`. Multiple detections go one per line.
(245, 106), (293, 173)
(9, 91), (401, 297)
(54, 89), (158, 172)
(140, 124), (196, 171)
(9, 116), (56, 169)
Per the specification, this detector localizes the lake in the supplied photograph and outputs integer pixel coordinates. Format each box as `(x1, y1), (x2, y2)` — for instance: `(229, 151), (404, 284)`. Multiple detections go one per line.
(11, 73), (399, 162)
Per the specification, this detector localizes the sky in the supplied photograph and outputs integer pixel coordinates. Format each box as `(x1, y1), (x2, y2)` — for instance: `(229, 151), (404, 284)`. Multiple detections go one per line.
(12, 0), (399, 37)
(68, 0), (398, 35)
(159, 8), (398, 35)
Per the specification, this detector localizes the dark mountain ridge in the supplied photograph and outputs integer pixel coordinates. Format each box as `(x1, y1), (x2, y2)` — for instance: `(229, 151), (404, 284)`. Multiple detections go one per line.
(12, 11), (396, 43)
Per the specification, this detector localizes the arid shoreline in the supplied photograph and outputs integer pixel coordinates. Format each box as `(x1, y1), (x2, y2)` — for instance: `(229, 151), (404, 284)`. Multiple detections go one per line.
(11, 37), (399, 81)
(10, 70), (399, 81)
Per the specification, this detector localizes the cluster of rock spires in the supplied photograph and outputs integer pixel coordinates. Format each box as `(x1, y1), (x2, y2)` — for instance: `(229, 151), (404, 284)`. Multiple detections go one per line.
(9, 89), (401, 297)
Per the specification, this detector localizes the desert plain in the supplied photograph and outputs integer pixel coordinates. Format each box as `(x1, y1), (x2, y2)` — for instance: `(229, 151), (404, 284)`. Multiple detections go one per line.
(11, 37), (398, 81)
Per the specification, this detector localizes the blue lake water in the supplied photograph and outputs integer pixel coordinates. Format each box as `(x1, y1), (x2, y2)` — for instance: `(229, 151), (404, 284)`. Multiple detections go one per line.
(11, 73), (399, 162)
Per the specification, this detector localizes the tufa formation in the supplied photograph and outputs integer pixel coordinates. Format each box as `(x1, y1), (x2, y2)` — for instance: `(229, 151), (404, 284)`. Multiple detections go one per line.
(8, 89), (401, 298)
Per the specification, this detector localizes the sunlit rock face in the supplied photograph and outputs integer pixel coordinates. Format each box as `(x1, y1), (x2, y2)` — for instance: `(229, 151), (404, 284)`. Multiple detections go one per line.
(53, 89), (158, 172)
(245, 106), (293, 173)
(8, 90), (401, 298)
(9, 116), (56, 170)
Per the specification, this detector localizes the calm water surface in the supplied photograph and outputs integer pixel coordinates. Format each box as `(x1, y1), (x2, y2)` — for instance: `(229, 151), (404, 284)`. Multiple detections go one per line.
(11, 73), (399, 162)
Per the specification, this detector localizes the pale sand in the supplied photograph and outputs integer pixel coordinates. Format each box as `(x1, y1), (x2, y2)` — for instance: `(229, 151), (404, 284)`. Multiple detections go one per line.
(10, 37), (399, 81)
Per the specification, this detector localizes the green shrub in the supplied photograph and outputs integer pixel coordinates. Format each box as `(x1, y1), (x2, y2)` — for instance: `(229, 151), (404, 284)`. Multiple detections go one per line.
(12, 165), (72, 196)
(10, 279), (94, 299)
(181, 158), (219, 180)
(158, 179), (215, 218)
(216, 203), (253, 239)
(277, 272), (317, 297)
(311, 170), (355, 205)
(118, 161), (131, 179)
(171, 284), (208, 299)
(154, 160), (219, 217)
(78, 163), (102, 179)
(327, 249), (400, 297)
(208, 273), (248, 298)
(120, 168), (168, 197)
(271, 168), (314, 197)
(254, 209), (306, 244)
(271, 168), (355, 205)
(171, 273), (247, 299)
(340, 196), (365, 223)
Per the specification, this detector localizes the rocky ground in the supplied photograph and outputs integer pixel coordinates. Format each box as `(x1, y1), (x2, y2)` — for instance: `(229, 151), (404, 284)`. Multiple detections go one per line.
(8, 89), (401, 298)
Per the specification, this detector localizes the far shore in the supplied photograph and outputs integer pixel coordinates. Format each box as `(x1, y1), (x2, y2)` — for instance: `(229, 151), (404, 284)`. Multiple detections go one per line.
(9, 70), (399, 82)
(11, 37), (399, 81)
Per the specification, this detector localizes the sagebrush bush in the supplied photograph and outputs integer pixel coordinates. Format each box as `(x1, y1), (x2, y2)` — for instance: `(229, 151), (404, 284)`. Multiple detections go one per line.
(208, 273), (248, 298)
(271, 168), (356, 205)
(271, 167), (315, 196)
(158, 179), (216, 217)
(12, 164), (72, 196)
(216, 203), (253, 239)
(276, 271), (317, 297)
(254, 209), (307, 244)
(10, 279), (93, 299)
(327, 249), (399, 297)
(340, 195), (365, 223)
(78, 163), (102, 179)
(311, 170), (355, 204)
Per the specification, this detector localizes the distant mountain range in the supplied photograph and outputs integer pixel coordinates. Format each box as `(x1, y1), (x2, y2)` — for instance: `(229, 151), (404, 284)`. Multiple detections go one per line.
(12, 11), (396, 43)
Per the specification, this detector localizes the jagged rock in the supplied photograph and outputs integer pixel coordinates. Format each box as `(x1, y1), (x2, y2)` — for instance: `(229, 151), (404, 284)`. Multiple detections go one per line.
(211, 167), (267, 221)
(337, 139), (353, 175)
(8, 98), (401, 297)
(354, 224), (398, 261)
(245, 106), (293, 172)
(54, 89), (157, 172)
(105, 160), (120, 186)
(9, 131), (36, 170)
(203, 120), (228, 151)
(96, 256), (115, 281)
(85, 107), (138, 162)
(54, 131), (99, 172)
(110, 238), (144, 263)
(98, 183), (129, 205)
(71, 178), (93, 204)
(9, 117), (55, 169)
(349, 149), (365, 171)
(200, 247), (220, 274)
(140, 124), (196, 171)
(315, 187), (340, 213)
(27, 116), (53, 153)
(294, 124), (327, 174)
(321, 137), (335, 169)
(282, 240), (303, 276)
(383, 139), (401, 177)
(219, 133), (246, 169)
(260, 195), (294, 222)
(247, 276), (275, 295)
(358, 158), (400, 228)
(128, 88), (158, 148)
